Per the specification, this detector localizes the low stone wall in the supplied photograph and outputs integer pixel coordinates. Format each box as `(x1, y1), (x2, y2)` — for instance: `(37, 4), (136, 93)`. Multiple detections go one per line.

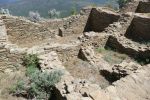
(27, 43), (81, 63)
(79, 32), (110, 47)
(106, 35), (150, 59)
(39, 19), (64, 30)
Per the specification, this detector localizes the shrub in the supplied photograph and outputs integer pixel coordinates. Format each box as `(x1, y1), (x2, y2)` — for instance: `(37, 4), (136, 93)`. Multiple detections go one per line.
(9, 80), (25, 96)
(22, 54), (39, 76)
(11, 54), (63, 99)
(28, 70), (63, 99)
(26, 66), (38, 76)
(10, 70), (63, 99)
(29, 11), (41, 22)
(48, 9), (60, 19)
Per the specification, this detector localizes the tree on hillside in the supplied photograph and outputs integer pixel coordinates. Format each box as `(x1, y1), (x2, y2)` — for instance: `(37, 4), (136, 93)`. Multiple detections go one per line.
(29, 11), (41, 22)
(48, 9), (60, 19)
(106, 0), (130, 9)
(70, 0), (78, 15)
(117, 0), (130, 8)
(0, 8), (10, 15)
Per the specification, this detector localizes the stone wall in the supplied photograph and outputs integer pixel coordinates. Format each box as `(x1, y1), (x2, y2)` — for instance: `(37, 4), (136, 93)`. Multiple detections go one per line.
(136, 1), (150, 13)
(84, 7), (120, 32)
(1, 15), (53, 47)
(106, 35), (150, 59)
(58, 14), (89, 37)
(125, 14), (150, 41)
(39, 19), (64, 30)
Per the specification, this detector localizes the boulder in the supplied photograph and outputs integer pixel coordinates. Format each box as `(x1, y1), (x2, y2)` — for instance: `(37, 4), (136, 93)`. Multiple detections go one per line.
(78, 46), (96, 65)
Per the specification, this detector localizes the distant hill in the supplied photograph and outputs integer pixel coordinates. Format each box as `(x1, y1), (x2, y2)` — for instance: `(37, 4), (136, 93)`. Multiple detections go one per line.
(0, 0), (111, 18)
(0, 0), (17, 4)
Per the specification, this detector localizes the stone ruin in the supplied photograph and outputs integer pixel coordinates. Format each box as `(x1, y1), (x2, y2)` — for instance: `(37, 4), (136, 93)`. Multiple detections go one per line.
(0, 0), (150, 100)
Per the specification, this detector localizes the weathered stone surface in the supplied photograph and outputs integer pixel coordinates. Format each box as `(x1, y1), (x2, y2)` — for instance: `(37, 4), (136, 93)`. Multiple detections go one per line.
(78, 46), (95, 64)
(38, 51), (65, 72)
(112, 61), (142, 76)
(89, 90), (110, 100)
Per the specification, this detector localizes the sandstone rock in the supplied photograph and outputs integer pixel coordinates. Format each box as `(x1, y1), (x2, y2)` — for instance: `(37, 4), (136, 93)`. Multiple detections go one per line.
(78, 46), (96, 64)
(79, 84), (101, 97)
(89, 90), (110, 100)
(65, 93), (82, 100)
(81, 97), (92, 100)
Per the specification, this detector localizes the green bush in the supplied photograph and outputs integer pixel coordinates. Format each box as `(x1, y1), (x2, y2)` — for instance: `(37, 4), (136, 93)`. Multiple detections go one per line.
(28, 70), (63, 99)
(23, 54), (39, 76)
(10, 70), (63, 99)
(26, 66), (38, 76)
(9, 80), (25, 95)
(23, 54), (39, 68)
(11, 54), (63, 99)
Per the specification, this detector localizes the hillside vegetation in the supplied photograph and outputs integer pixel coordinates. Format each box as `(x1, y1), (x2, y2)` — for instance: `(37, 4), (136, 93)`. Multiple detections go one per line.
(0, 0), (108, 17)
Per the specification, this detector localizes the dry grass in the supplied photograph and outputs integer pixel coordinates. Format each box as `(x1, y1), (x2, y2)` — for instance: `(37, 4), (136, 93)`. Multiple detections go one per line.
(96, 47), (129, 65)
